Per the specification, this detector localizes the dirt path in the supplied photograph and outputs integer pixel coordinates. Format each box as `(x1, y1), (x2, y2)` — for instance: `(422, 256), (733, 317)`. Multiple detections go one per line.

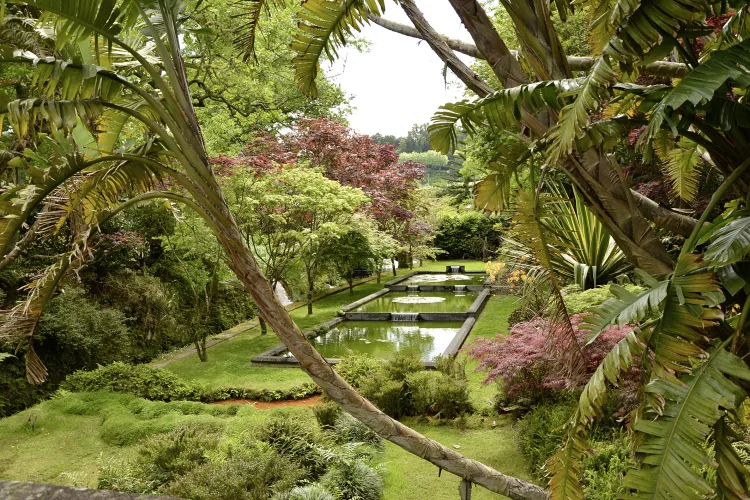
(212, 395), (321, 409)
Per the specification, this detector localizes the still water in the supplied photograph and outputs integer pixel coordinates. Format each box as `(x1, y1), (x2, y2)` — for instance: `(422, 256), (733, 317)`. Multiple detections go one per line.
(355, 291), (478, 313)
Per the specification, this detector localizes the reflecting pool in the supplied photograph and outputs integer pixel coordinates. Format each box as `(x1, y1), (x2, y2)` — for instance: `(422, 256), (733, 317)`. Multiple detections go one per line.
(355, 291), (478, 313)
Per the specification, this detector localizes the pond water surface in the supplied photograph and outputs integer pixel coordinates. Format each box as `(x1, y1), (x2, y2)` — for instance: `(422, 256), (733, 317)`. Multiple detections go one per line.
(402, 273), (487, 286)
(312, 320), (463, 360)
(355, 291), (478, 313)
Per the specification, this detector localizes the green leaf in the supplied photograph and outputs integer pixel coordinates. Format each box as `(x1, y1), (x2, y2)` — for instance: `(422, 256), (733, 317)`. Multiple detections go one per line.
(704, 216), (750, 267)
(292, 0), (390, 98)
(624, 344), (750, 500)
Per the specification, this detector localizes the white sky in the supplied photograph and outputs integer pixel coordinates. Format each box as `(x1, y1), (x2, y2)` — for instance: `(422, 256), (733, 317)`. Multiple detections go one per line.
(325, 3), (476, 138)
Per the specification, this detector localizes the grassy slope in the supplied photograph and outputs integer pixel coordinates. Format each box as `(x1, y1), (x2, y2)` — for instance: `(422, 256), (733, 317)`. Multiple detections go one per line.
(163, 260), (487, 390)
(381, 418), (533, 500)
(0, 391), (301, 488)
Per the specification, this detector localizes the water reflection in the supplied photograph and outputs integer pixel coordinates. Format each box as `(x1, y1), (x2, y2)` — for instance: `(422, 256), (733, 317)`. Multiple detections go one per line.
(313, 321), (463, 361)
(356, 291), (478, 313)
(402, 274), (487, 285)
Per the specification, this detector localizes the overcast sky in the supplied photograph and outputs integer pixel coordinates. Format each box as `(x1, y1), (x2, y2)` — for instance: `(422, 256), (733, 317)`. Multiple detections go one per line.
(325, 3), (476, 138)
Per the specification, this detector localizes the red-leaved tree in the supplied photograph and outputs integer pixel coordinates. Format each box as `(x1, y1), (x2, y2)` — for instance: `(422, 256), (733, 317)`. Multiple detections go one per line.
(467, 314), (640, 412)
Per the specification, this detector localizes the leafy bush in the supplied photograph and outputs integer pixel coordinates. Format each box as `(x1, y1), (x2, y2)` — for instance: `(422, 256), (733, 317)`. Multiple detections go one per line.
(560, 284), (644, 316)
(313, 401), (342, 430)
(517, 399), (577, 476)
(332, 412), (382, 448)
(322, 460), (383, 500)
(163, 443), (302, 500)
(581, 434), (636, 500)
(35, 288), (132, 382)
(256, 414), (328, 479)
(434, 211), (503, 259)
(468, 314), (639, 409)
(99, 424), (220, 492)
(361, 377), (408, 419)
(103, 271), (180, 360)
(339, 351), (472, 420)
(62, 362), (202, 402)
(273, 484), (335, 500)
(380, 351), (422, 381)
(335, 354), (381, 389)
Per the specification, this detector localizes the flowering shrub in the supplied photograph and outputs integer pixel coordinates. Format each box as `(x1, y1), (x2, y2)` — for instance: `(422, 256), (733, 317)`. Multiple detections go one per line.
(467, 314), (639, 409)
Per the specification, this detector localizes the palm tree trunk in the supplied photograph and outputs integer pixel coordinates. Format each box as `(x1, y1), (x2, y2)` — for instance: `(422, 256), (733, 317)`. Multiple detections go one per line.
(210, 211), (546, 500)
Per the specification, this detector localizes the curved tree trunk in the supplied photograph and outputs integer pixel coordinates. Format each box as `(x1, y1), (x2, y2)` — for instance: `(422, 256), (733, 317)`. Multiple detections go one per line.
(209, 205), (547, 500)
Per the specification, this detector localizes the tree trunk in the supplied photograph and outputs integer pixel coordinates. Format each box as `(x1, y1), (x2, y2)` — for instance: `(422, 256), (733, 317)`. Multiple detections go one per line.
(391, 257), (397, 276)
(210, 210), (547, 500)
(195, 336), (207, 362)
(349, 278), (354, 294)
(307, 272), (314, 315)
(258, 316), (268, 336)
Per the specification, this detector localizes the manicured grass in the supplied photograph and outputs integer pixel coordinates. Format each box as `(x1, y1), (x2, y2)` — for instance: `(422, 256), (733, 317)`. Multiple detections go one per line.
(162, 260), (487, 390)
(460, 294), (519, 411)
(0, 391), (300, 488)
(381, 417), (535, 500)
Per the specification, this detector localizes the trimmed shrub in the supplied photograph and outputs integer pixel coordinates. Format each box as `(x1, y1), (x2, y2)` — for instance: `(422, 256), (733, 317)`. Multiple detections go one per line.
(322, 460), (383, 500)
(313, 401), (343, 430)
(61, 362), (202, 402)
(406, 371), (471, 419)
(561, 284), (644, 316)
(380, 351), (422, 381)
(335, 354), (380, 389)
(434, 212), (502, 259)
(62, 362), (320, 404)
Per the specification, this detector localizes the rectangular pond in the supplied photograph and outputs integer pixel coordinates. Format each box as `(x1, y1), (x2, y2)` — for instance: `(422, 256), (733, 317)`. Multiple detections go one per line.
(353, 291), (479, 314)
(401, 273), (487, 286)
(311, 320), (464, 361)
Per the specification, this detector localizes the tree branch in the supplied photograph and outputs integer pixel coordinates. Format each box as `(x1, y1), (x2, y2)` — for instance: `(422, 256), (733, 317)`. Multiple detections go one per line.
(370, 16), (689, 79)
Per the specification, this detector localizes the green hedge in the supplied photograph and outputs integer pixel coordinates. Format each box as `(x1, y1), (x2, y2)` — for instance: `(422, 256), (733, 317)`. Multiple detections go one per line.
(61, 362), (320, 403)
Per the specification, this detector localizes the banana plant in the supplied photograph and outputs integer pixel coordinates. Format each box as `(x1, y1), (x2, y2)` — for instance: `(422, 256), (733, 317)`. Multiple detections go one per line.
(0, 1), (546, 498)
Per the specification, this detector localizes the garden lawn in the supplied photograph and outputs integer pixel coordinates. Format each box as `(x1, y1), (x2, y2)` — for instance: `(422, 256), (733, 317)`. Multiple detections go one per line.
(162, 260), (487, 391)
(381, 417), (535, 500)
(0, 391), (303, 488)
(460, 294), (519, 411)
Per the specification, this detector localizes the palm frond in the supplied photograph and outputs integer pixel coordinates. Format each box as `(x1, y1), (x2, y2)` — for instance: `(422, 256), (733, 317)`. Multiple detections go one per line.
(428, 80), (580, 155)
(234, 0), (288, 62)
(547, 330), (644, 499)
(28, 0), (142, 51)
(624, 342), (750, 499)
(473, 142), (532, 213)
(714, 417), (750, 500)
(704, 215), (750, 268)
(292, 0), (391, 98)
(547, 0), (709, 164)
(662, 137), (702, 203)
(647, 39), (750, 144)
